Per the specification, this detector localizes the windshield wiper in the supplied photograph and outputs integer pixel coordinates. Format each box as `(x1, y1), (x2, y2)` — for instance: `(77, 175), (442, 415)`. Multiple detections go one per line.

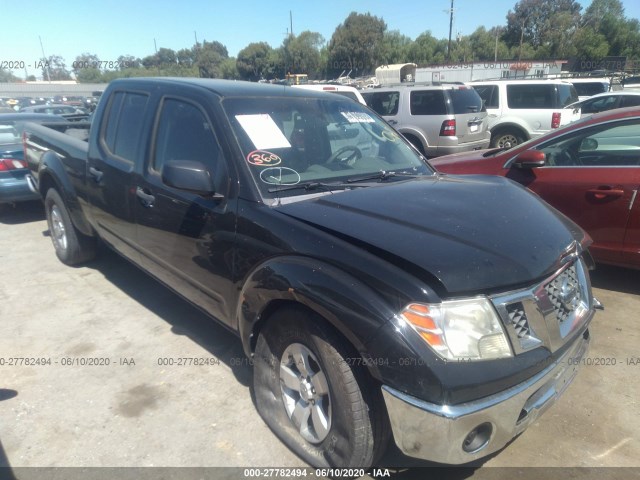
(268, 182), (363, 194)
(346, 170), (420, 183)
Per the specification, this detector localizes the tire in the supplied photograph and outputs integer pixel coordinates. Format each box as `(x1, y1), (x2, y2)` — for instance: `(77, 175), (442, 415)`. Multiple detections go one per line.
(44, 189), (96, 265)
(253, 306), (389, 468)
(405, 135), (426, 156)
(491, 129), (524, 149)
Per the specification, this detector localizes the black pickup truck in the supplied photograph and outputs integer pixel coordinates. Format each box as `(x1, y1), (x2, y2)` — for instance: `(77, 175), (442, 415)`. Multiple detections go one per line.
(24, 77), (599, 468)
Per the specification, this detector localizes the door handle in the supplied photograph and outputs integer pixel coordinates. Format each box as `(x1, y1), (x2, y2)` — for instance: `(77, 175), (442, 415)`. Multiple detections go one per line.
(587, 187), (624, 200)
(136, 187), (155, 207)
(387, 119), (398, 125)
(88, 167), (103, 182)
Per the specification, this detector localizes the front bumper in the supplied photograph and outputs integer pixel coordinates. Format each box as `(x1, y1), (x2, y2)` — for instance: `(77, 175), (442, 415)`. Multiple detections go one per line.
(381, 328), (590, 464)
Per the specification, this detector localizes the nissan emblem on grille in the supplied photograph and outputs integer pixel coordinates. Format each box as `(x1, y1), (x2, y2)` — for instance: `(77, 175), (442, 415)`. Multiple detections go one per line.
(545, 264), (580, 323)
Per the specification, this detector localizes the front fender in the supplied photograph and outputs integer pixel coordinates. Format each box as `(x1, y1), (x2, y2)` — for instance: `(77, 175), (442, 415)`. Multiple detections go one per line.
(237, 256), (397, 363)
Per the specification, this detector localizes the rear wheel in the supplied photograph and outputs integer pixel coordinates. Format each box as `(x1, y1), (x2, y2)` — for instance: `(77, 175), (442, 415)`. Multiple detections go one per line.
(44, 189), (96, 265)
(491, 129), (524, 149)
(253, 306), (389, 468)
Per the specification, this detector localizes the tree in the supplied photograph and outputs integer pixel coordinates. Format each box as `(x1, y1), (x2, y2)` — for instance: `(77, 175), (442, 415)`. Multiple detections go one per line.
(219, 57), (240, 79)
(237, 42), (273, 81)
(503, 0), (581, 58)
(117, 55), (141, 70)
(142, 47), (177, 68)
(176, 48), (196, 67)
(407, 31), (440, 64)
(196, 40), (229, 78)
(40, 55), (72, 81)
(378, 30), (412, 65)
(283, 31), (324, 78)
(73, 53), (102, 83)
(0, 68), (20, 82)
(468, 27), (510, 62)
(327, 12), (386, 77)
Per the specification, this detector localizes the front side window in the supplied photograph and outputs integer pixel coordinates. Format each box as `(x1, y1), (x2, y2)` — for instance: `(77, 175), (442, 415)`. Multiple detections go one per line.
(153, 98), (221, 174)
(582, 96), (618, 114)
(364, 91), (400, 116)
(535, 120), (640, 167)
(223, 96), (433, 200)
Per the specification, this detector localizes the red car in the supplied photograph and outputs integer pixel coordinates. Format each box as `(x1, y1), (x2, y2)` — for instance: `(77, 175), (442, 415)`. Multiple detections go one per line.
(431, 107), (640, 269)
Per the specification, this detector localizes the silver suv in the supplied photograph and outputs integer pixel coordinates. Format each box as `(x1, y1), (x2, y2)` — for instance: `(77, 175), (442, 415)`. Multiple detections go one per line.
(362, 84), (490, 157)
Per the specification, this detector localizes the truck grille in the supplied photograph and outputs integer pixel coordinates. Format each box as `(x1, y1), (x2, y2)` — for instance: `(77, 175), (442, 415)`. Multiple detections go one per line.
(544, 263), (579, 324)
(491, 255), (592, 355)
(506, 302), (530, 339)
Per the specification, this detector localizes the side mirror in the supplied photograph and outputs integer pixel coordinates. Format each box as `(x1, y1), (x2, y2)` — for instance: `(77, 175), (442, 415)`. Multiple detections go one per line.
(162, 160), (221, 198)
(512, 150), (546, 169)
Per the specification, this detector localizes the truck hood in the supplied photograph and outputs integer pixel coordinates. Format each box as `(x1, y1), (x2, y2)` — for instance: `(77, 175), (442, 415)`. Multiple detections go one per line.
(275, 174), (584, 295)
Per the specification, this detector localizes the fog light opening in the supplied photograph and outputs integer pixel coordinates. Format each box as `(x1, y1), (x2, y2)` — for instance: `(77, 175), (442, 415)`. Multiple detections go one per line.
(517, 408), (528, 424)
(462, 423), (493, 453)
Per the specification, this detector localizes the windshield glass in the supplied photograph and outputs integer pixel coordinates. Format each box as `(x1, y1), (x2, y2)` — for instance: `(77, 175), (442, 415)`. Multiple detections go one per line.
(223, 95), (433, 199)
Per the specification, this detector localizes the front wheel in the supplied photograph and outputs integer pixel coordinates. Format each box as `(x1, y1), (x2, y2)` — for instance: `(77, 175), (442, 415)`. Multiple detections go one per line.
(253, 306), (388, 467)
(44, 189), (96, 265)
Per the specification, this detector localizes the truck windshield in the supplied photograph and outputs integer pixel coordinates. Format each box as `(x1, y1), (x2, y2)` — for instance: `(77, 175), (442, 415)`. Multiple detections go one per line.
(223, 96), (433, 199)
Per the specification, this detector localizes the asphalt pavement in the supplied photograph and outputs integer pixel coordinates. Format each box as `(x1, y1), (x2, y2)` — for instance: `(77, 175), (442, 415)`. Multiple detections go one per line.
(1, 201), (639, 480)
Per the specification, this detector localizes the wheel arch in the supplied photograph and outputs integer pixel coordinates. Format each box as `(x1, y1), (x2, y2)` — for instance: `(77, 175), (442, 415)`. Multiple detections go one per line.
(238, 256), (396, 382)
(490, 122), (530, 142)
(38, 157), (95, 238)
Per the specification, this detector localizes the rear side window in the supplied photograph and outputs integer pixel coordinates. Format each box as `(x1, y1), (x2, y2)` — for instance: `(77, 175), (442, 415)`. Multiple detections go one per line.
(573, 82), (608, 97)
(102, 91), (149, 163)
(448, 88), (483, 113)
(507, 85), (554, 109)
(331, 91), (358, 103)
(410, 90), (447, 115)
(557, 84), (579, 107)
(364, 91), (400, 115)
(473, 85), (499, 108)
(620, 95), (640, 108)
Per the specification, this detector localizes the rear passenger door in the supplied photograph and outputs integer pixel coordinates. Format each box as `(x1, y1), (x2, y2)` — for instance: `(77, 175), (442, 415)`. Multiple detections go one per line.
(87, 90), (152, 262)
(134, 94), (236, 324)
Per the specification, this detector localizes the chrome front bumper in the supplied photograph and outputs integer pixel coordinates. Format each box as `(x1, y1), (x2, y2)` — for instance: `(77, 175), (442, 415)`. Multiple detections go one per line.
(381, 329), (590, 465)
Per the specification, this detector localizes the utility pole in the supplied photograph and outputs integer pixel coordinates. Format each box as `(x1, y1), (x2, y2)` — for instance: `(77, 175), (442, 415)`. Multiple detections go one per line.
(38, 36), (51, 82)
(290, 11), (293, 37)
(447, 0), (454, 61)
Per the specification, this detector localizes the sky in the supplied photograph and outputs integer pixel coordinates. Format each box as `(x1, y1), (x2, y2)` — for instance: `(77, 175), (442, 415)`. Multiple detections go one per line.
(2, 0), (640, 79)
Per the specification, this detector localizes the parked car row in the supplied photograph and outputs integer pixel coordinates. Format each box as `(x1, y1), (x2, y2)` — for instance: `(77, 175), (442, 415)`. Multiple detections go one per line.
(0, 94), (101, 113)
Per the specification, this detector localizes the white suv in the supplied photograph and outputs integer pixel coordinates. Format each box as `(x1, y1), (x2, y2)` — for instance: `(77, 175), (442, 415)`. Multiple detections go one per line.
(470, 80), (581, 148)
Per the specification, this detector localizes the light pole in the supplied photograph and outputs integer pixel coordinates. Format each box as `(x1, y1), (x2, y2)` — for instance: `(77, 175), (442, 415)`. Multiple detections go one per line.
(447, 0), (454, 61)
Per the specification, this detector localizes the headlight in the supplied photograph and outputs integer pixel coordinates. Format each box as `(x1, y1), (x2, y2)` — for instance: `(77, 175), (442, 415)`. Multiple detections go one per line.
(399, 298), (512, 361)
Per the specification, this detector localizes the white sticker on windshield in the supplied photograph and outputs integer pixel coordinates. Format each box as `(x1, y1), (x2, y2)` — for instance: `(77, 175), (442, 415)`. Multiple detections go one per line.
(341, 112), (375, 123)
(235, 114), (291, 149)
